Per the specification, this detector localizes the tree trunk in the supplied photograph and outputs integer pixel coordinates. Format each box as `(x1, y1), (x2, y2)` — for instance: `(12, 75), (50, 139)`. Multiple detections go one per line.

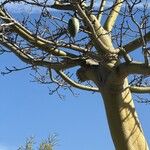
(100, 78), (149, 150)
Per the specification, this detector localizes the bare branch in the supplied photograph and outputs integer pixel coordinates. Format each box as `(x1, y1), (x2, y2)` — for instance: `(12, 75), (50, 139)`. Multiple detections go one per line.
(75, 3), (118, 54)
(1, 0), (52, 8)
(135, 95), (150, 104)
(118, 61), (150, 77)
(97, 0), (107, 22)
(48, 68), (63, 86)
(123, 31), (150, 53)
(0, 22), (14, 31)
(129, 75), (149, 87)
(119, 47), (132, 63)
(0, 7), (77, 58)
(129, 8), (150, 65)
(104, 0), (124, 32)
(0, 36), (82, 70)
(51, 1), (75, 11)
(56, 70), (99, 92)
(1, 66), (32, 75)
(89, 0), (95, 10)
(130, 86), (150, 94)
(56, 42), (88, 53)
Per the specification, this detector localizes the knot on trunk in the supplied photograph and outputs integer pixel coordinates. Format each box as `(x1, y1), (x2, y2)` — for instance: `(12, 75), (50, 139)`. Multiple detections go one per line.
(76, 64), (110, 86)
(76, 65), (98, 82)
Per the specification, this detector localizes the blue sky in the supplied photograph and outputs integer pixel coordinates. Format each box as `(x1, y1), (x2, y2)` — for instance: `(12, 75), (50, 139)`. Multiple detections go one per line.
(0, 1), (150, 150)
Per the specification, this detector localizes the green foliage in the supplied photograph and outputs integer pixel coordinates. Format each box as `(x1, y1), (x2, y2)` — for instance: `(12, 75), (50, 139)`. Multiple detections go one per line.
(18, 137), (34, 150)
(17, 135), (57, 150)
(39, 143), (52, 150)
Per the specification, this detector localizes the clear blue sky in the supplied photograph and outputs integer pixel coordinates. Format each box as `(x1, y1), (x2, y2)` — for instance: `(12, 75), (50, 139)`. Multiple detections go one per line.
(0, 1), (150, 150)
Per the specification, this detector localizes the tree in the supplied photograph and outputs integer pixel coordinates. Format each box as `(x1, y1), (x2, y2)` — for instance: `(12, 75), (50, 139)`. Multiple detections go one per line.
(17, 135), (56, 150)
(0, 0), (150, 149)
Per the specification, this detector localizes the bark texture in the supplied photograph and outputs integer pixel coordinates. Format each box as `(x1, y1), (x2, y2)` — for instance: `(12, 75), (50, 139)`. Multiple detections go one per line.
(100, 78), (149, 150)
(77, 64), (149, 149)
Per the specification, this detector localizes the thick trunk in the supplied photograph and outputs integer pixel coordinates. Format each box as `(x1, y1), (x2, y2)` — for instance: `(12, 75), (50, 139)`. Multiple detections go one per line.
(100, 78), (149, 150)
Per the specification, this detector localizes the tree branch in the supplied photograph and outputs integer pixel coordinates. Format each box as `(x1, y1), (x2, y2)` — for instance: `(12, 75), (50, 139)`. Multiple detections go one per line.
(57, 42), (88, 53)
(130, 86), (150, 94)
(104, 0), (123, 32)
(97, 0), (107, 22)
(56, 70), (99, 92)
(0, 7), (77, 58)
(118, 61), (150, 77)
(89, 0), (95, 10)
(75, 4), (118, 54)
(1, 0), (53, 8)
(0, 36), (82, 70)
(51, 1), (75, 11)
(123, 31), (150, 53)
(1, 66), (32, 75)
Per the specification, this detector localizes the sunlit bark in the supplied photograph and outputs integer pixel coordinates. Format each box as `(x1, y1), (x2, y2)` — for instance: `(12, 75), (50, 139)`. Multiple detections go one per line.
(100, 78), (149, 150)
